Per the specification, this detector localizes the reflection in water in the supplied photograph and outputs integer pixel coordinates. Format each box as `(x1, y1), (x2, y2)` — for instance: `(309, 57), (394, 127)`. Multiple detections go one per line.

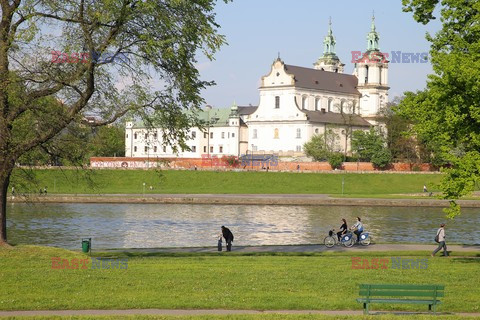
(7, 203), (480, 249)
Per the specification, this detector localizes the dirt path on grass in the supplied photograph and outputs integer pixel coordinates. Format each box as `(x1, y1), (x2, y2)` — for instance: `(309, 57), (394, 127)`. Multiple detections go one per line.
(0, 309), (479, 317)
(102, 243), (480, 254)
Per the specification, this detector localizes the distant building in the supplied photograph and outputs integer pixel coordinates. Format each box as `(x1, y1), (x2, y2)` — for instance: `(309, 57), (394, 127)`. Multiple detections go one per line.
(125, 105), (255, 158)
(125, 17), (388, 158)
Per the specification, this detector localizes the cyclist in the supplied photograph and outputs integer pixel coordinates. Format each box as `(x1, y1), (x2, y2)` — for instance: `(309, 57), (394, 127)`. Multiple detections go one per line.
(337, 218), (348, 241)
(351, 216), (364, 243)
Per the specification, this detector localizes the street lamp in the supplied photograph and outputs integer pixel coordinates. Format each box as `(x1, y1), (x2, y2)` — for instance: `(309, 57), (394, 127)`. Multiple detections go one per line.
(205, 105), (212, 159)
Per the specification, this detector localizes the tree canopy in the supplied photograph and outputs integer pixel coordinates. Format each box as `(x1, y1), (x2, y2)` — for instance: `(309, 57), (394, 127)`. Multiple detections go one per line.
(399, 0), (480, 217)
(0, 0), (229, 244)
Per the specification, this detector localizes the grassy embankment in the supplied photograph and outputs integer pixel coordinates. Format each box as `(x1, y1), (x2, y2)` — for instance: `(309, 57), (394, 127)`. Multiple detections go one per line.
(1, 246), (479, 314)
(9, 169), (455, 197)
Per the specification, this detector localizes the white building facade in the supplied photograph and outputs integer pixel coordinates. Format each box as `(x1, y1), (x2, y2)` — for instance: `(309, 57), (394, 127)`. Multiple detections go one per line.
(125, 17), (389, 158)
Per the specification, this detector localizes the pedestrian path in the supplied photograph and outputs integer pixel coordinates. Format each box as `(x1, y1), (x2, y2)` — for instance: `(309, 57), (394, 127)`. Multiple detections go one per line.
(1, 308), (479, 317)
(103, 243), (480, 254)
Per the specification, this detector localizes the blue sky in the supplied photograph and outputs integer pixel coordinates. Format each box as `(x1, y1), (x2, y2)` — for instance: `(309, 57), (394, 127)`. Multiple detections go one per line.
(198, 0), (441, 108)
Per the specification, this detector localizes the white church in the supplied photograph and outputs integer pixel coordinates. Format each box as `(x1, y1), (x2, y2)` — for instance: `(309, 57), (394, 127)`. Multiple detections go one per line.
(125, 17), (389, 158)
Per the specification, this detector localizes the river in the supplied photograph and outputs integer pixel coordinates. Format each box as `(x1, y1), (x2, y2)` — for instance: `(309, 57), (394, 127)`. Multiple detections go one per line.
(7, 203), (479, 249)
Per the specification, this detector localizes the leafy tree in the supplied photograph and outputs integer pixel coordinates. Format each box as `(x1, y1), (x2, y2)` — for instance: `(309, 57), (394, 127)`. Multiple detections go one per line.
(90, 125), (125, 158)
(0, 0), (229, 245)
(303, 130), (339, 161)
(371, 148), (393, 169)
(400, 0), (480, 217)
(379, 97), (417, 163)
(352, 128), (392, 169)
(328, 152), (344, 170)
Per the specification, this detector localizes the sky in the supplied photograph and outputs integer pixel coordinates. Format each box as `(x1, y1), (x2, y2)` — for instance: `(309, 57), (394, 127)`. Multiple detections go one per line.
(197, 0), (442, 108)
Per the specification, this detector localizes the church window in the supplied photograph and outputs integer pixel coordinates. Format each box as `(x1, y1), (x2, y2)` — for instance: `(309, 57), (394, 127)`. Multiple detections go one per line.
(274, 128), (279, 139)
(275, 96), (280, 108)
(365, 66), (369, 84)
(328, 99), (332, 112)
(379, 66), (382, 84)
(340, 101), (345, 113)
(296, 128), (301, 139)
(253, 129), (257, 139)
(302, 96), (307, 109)
(315, 97), (320, 111)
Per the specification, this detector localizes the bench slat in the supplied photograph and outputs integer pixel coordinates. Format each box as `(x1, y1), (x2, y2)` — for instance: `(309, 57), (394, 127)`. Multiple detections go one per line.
(359, 290), (444, 297)
(359, 284), (444, 291)
(357, 298), (442, 305)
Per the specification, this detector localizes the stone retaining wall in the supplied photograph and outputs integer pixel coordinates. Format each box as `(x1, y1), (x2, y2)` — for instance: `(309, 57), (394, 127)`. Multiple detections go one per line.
(90, 157), (436, 172)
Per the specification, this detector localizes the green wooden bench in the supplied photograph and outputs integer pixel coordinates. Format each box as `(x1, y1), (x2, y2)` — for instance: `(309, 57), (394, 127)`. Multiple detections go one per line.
(357, 284), (444, 315)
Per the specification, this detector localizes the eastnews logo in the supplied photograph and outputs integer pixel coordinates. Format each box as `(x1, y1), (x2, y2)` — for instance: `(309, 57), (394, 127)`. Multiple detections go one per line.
(351, 51), (429, 63)
(51, 257), (128, 269)
(351, 257), (428, 269)
(51, 51), (128, 64)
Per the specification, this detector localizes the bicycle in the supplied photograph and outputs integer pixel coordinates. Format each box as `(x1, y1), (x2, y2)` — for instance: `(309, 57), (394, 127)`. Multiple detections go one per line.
(352, 230), (372, 246)
(324, 229), (354, 248)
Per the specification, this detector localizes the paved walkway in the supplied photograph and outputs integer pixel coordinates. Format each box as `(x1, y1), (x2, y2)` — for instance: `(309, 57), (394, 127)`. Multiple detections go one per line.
(103, 243), (480, 254)
(1, 309), (479, 317)
(10, 193), (480, 207)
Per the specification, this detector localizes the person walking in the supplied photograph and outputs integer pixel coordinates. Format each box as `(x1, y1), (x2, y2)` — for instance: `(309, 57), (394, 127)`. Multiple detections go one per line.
(221, 226), (234, 252)
(432, 223), (449, 257)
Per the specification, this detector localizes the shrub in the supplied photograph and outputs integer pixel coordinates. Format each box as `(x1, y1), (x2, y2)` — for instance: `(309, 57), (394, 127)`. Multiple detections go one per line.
(371, 149), (392, 169)
(223, 155), (239, 167)
(328, 152), (344, 169)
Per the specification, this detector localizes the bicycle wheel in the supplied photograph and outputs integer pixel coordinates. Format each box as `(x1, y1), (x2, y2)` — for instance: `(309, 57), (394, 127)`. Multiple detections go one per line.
(342, 233), (354, 247)
(324, 236), (335, 248)
(361, 236), (371, 246)
(344, 237), (354, 247)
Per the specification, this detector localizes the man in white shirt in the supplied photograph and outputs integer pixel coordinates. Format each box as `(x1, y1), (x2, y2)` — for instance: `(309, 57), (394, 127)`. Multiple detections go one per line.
(351, 217), (364, 243)
(432, 223), (448, 257)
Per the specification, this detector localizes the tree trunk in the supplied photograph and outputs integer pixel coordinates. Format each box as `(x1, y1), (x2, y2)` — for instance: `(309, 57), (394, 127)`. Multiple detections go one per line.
(0, 162), (13, 245)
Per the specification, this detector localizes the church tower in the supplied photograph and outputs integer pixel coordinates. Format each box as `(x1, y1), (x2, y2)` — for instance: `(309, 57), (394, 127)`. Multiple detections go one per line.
(353, 15), (389, 124)
(313, 18), (345, 73)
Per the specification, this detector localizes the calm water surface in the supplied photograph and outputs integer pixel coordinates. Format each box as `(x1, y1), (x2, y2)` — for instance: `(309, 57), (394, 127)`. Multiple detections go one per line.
(7, 203), (480, 249)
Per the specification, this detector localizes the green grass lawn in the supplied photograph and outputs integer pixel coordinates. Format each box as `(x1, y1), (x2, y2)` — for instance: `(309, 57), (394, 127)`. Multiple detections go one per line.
(1, 246), (479, 313)
(10, 169), (448, 195)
